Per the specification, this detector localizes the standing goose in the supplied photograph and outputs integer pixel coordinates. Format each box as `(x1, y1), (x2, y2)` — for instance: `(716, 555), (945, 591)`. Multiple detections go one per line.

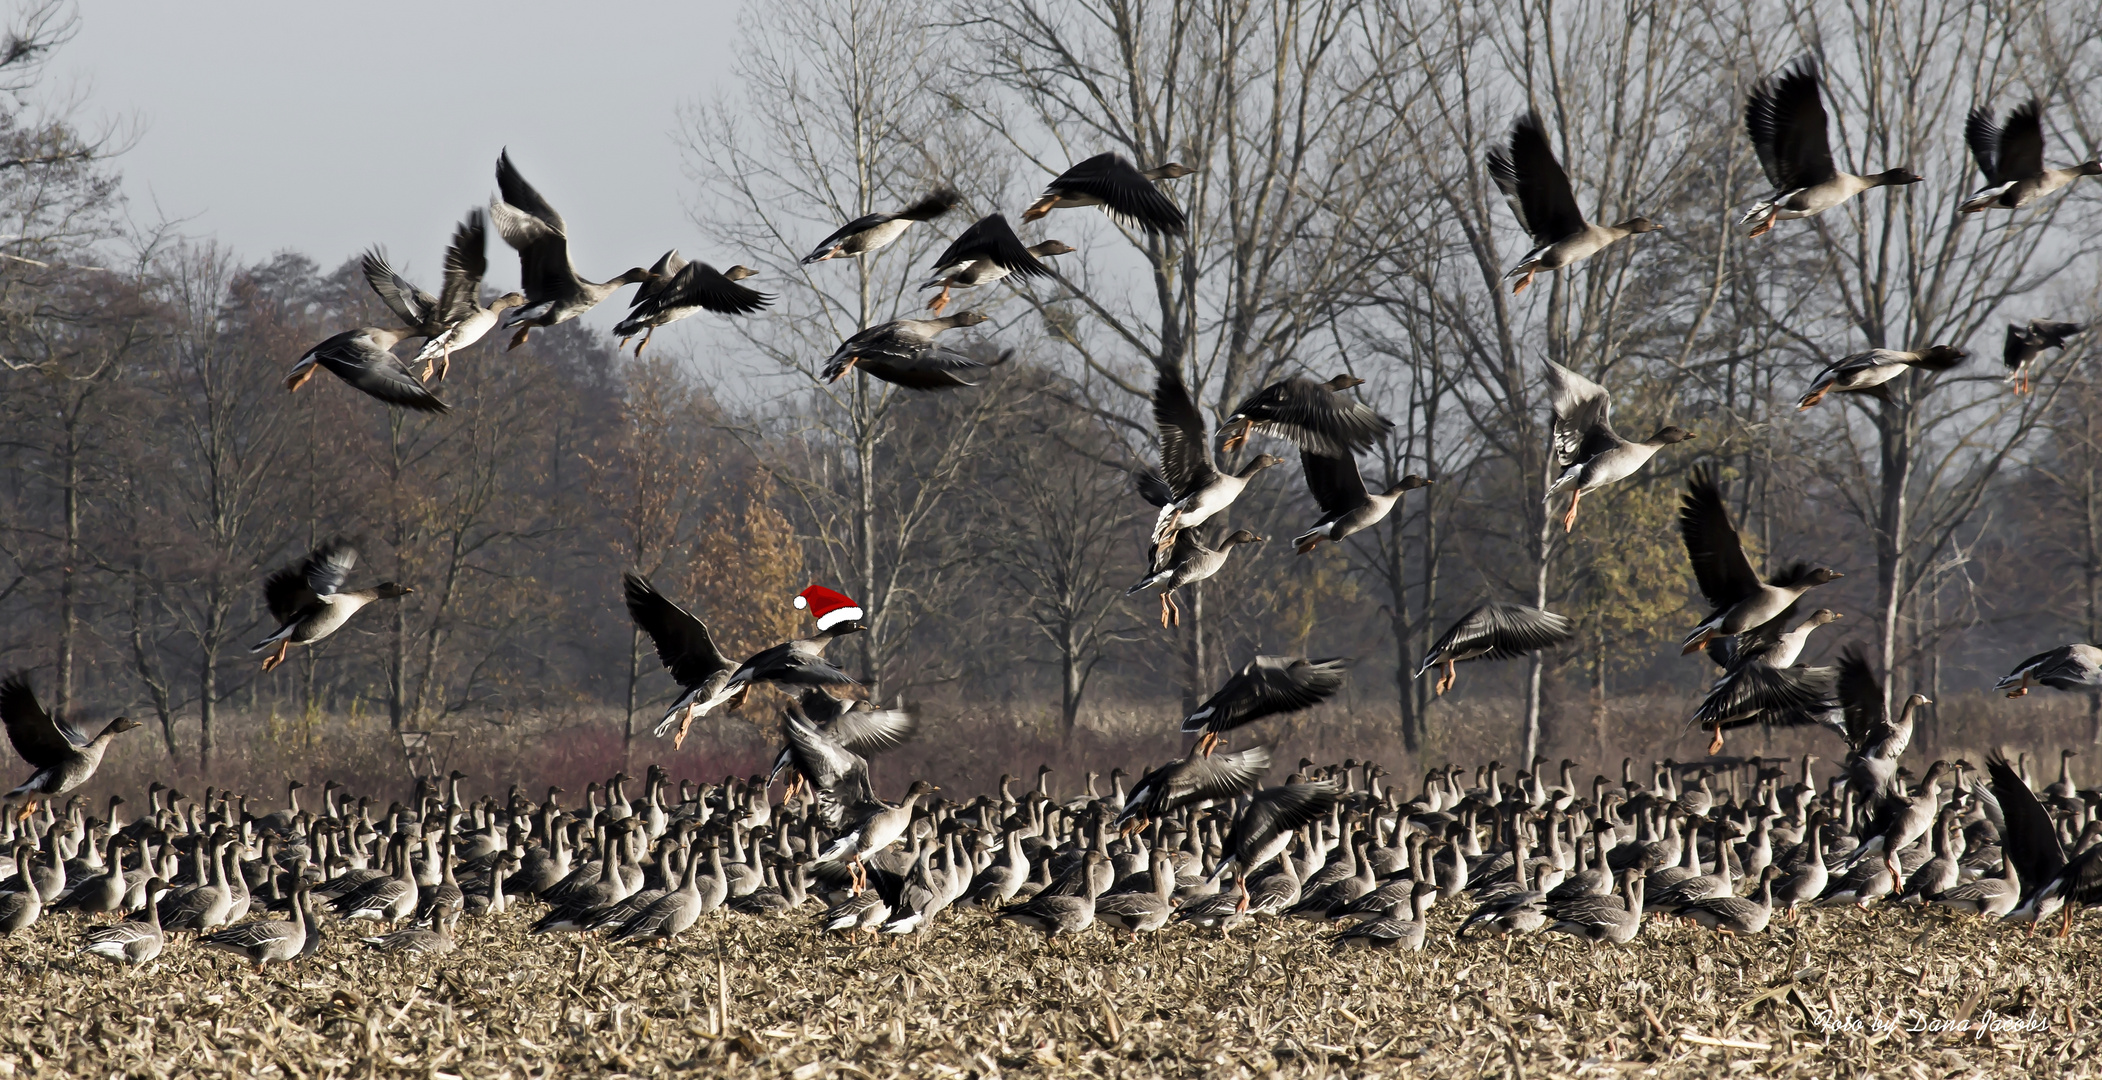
(1330, 881), (1439, 951)
(1415, 603), (1575, 696)
(199, 880), (312, 970)
(1181, 656), (1349, 755)
(361, 899), (459, 955)
(663, 586), (865, 735)
(1960, 98), (2100, 214)
(612, 250), (772, 356)
(76, 878), (170, 965)
(1794, 345), (1968, 409)
(1291, 451), (1431, 553)
(403, 209), (526, 379)
(802, 188), (960, 264)
(1487, 110), (1663, 294)
(489, 149), (653, 349)
(1145, 365), (1284, 554)
(1773, 813), (1831, 920)
(1544, 869), (1644, 947)
(2, 673), (140, 821)
(606, 845), (711, 946)
(1681, 866), (1782, 936)
(1123, 526), (1265, 627)
(282, 327), (450, 412)
(821, 311), (1005, 390)
(1689, 608), (1843, 754)
(623, 573), (737, 747)
(0, 844), (40, 934)
(1739, 57), (1923, 237)
(1995, 644), (2102, 698)
(1543, 360), (1694, 531)
(251, 540), (412, 672)
(1022, 153), (1193, 236)
(1115, 745), (1272, 831)
(917, 214), (1069, 315)
(2002, 319), (2083, 394)
(1217, 373), (1394, 456)
(1678, 467), (1841, 654)
(999, 851), (1110, 942)
(1093, 848), (1177, 939)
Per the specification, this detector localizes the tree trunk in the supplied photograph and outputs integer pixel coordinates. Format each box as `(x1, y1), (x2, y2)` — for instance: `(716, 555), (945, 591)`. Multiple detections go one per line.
(1182, 584), (1206, 715)
(56, 420), (78, 722)
(1875, 393), (1915, 709)
(197, 645), (216, 772)
(624, 627), (642, 768)
(1061, 621), (1082, 731)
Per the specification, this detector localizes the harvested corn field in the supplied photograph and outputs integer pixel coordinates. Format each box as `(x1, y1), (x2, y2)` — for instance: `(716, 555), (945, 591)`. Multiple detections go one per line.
(3, 903), (2096, 1078)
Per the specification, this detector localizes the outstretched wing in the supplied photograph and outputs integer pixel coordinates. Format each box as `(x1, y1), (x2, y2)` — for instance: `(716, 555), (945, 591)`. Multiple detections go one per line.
(1153, 365), (1219, 496)
(622, 573), (732, 688)
(1679, 467), (1762, 608)
(1544, 360), (1617, 470)
(1833, 644), (1888, 752)
(360, 249), (436, 329)
(1745, 57), (1835, 191)
(1, 673), (86, 765)
(1486, 111), (1586, 242)
(437, 209), (489, 323)
(1046, 153), (1186, 236)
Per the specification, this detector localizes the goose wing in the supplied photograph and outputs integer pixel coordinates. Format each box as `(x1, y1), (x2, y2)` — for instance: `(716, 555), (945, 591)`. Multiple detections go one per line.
(1, 673), (86, 765)
(929, 214), (1053, 280)
(1745, 57), (1836, 190)
(1222, 781), (1341, 868)
(1986, 99), (2045, 183)
(1225, 377), (1392, 456)
(1679, 466), (1762, 608)
(308, 331), (449, 412)
(1119, 746), (1272, 826)
(652, 262), (772, 315)
(1486, 110), (1586, 243)
(1544, 360), (1619, 469)
(1834, 644), (1891, 753)
(821, 700), (918, 756)
(1044, 152), (1186, 235)
(1983, 750), (2065, 894)
(622, 574), (733, 688)
(1182, 656), (1348, 734)
(360, 250), (437, 330)
(436, 210), (489, 324)
(1152, 365), (1219, 497)
(1421, 603), (1574, 669)
(261, 539), (356, 623)
(490, 150), (582, 302)
(1300, 450), (1369, 517)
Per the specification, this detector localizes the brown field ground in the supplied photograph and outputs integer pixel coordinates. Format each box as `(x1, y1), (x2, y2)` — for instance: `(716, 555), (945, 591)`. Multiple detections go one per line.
(3, 897), (2098, 1079)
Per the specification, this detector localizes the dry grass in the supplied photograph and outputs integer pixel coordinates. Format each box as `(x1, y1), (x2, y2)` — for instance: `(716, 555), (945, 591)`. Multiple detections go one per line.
(4, 900), (2099, 1078)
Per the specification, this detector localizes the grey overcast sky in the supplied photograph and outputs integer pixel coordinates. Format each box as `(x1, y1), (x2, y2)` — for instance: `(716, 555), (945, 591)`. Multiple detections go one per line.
(54, 1), (746, 316)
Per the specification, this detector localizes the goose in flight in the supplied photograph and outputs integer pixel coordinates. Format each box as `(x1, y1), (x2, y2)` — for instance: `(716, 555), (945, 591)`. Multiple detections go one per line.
(489, 150), (653, 350)
(1487, 110), (1662, 294)
(1023, 152), (1193, 236)
(1740, 57), (1922, 237)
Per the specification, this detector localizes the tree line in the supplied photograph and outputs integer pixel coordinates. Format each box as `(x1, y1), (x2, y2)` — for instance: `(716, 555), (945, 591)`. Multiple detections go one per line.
(4, 0), (2102, 783)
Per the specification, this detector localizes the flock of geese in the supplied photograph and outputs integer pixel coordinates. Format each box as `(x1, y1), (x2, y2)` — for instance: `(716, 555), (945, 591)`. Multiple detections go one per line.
(5, 56), (2102, 967)
(6, 730), (2102, 967)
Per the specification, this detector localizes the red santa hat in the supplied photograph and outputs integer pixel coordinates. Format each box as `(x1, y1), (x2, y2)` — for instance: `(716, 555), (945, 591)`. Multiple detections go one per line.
(794, 585), (864, 631)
